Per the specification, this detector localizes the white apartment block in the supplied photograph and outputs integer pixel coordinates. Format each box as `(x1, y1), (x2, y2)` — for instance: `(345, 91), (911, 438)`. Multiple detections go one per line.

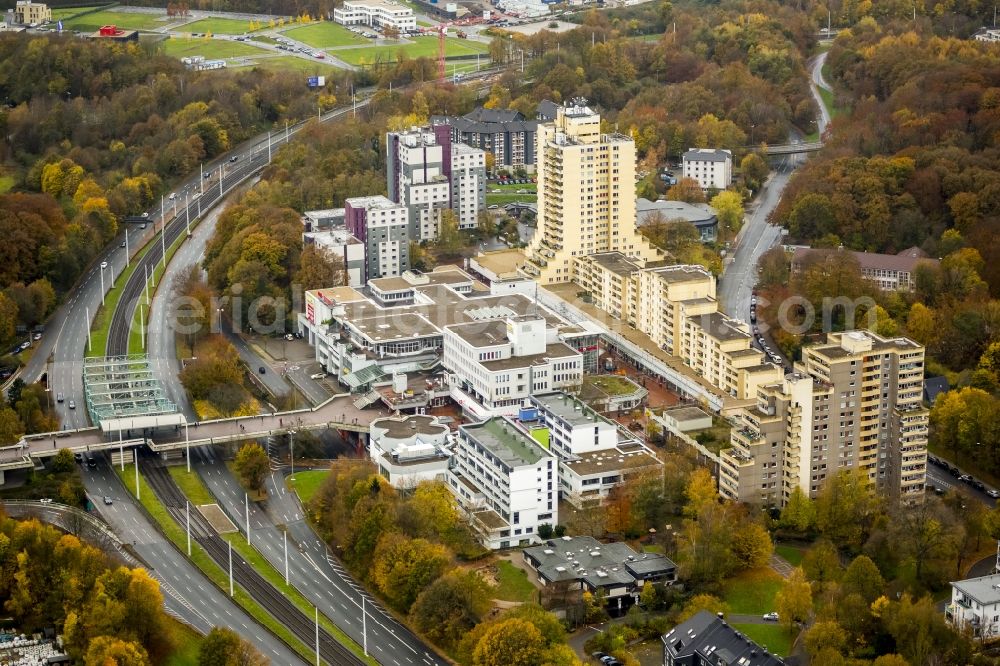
(947, 573), (1000, 639)
(522, 99), (662, 284)
(302, 226), (365, 287)
(447, 417), (557, 549)
(720, 330), (928, 507)
(682, 148), (733, 191)
(442, 315), (584, 420)
(451, 142), (487, 229)
(527, 393), (662, 508)
(368, 414), (452, 488)
(333, 0), (416, 31)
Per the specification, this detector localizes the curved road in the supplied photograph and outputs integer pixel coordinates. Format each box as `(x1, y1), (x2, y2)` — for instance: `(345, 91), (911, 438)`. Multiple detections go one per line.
(810, 51), (832, 138)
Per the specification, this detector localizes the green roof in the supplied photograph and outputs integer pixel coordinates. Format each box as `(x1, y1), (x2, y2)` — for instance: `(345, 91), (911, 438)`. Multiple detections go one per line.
(462, 418), (548, 468)
(584, 374), (644, 397)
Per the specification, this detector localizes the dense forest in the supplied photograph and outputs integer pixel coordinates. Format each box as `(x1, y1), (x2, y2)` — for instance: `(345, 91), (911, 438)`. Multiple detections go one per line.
(0, 34), (348, 342)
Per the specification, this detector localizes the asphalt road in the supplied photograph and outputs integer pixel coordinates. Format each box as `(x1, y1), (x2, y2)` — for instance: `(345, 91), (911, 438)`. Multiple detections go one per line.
(926, 460), (999, 508)
(810, 51), (832, 137)
(193, 449), (448, 666)
(80, 459), (306, 664)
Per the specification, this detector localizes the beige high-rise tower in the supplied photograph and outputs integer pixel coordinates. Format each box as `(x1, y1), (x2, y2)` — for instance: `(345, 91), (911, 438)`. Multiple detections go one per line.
(520, 100), (661, 284)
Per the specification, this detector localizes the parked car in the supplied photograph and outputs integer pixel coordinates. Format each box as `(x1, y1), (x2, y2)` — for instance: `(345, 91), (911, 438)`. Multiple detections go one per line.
(763, 612), (780, 621)
(39, 498), (52, 504)
(32, 332), (41, 340)
(959, 474), (972, 482)
(973, 480), (986, 491)
(310, 373), (325, 380)
(988, 489), (999, 499)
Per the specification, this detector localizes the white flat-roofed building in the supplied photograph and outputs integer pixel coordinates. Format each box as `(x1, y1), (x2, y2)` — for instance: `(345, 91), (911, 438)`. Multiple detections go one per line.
(442, 314), (583, 419)
(947, 573), (1000, 639)
(333, 0), (416, 31)
(682, 148), (733, 191)
(368, 414), (452, 488)
(447, 417), (557, 549)
(451, 142), (486, 230)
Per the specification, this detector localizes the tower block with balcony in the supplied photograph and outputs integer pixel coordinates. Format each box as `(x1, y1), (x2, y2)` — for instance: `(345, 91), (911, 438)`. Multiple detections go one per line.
(520, 99), (662, 284)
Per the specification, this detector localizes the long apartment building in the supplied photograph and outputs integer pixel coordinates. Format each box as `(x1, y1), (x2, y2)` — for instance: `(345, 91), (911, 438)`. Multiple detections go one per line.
(387, 125), (486, 238)
(574, 253), (782, 400)
(521, 100), (662, 284)
(720, 330), (928, 507)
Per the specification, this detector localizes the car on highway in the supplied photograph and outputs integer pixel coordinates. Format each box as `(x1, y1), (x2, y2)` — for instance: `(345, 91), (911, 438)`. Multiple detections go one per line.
(68, 400), (75, 409)
(103, 496), (113, 505)
(56, 392), (63, 403)
(39, 498), (52, 504)
(258, 366), (266, 374)
(169, 192), (177, 199)
(141, 212), (149, 218)
(100, 261), (108, 269)
(763, 612), (780, 621)
(120, 240), (126, 248)
(140, 223), (146, 229)
(988, 489), (999, 499)
(229, 155), (239, 162)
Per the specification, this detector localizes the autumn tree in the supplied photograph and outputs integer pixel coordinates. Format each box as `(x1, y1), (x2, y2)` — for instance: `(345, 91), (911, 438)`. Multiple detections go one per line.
(371, 533), (450, 612)
(776, 567), (812, 628)
(84, 637), (150, 666)
(710, 190), (744, 237)
(294, 244), (344, 291)
(666, 177), (706, 204)
(233, 443), (269, 494)
(409, 569), (491, 651)
(198, 627), (268, 666)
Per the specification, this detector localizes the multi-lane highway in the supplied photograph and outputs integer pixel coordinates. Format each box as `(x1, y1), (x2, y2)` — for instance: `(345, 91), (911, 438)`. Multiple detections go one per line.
(80, 460), (306, 663)
(194, 449), (449, 666)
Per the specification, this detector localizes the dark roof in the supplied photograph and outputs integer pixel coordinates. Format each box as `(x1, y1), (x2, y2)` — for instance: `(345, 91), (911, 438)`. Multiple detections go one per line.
(791, 247), (939, 274)
(682, 148), (731, 163)
(431, 114), (538, 136)
(465, 107), (524, 123)
(536, 99), (560, 120)
(663, 611), (785, 666)
(924, 376), (949, 404)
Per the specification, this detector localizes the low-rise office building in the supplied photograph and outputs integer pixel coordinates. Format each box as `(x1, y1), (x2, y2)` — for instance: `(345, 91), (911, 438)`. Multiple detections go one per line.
(302, 226), (365, 287)
(790, 246), (940, 293)
(523, 536), (676, 612)
(636, 198), (719, 242)
(13, 1), (49, 24)
(333, 0), (416, 31)
(447, 417), (557, 549)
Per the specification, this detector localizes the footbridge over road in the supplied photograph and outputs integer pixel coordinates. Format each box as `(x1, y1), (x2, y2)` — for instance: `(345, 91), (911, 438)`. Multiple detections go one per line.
(0, 393), (379, 478)
(761, 141), (824, 155)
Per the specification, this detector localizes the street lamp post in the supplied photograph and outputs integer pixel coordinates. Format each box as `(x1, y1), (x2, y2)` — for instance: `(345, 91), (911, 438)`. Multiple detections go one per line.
(289, 430), (295, 480)
(99, 264), (105, 306)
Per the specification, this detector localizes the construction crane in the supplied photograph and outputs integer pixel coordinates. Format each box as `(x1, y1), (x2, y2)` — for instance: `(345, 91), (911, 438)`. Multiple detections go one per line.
(437, 23), (446, 83)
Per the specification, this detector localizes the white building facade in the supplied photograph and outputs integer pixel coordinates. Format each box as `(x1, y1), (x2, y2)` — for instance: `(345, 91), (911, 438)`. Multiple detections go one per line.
(368, 414), (452, 488)
(947, 573), (1000, 640)
(682, 148), (733, 191)
(333, 0), (416, 31)
(447, 417), (557, 549)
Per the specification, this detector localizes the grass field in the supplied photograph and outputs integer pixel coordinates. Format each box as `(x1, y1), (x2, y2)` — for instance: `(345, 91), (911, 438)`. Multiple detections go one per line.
(180, 16), (259, 35)
(775, 544), (806, 567)
(283, 21), (367, 48)
(731, 623), (794, 657)
(493, 560), (536, 602)
(336, 35), (489, 66)
(485, 193), (536, 206)
(51, 5), (104, 20)
(0, 175), (15, 194)
(817, 84), (843, 119)
(722, 568), (785, 615)
(62, 9), (165, 31)
(159, 36), (267, 60)
(247, 55), (339, 74)
(287, 470), (330, 504)
(165, 619), (203, 666)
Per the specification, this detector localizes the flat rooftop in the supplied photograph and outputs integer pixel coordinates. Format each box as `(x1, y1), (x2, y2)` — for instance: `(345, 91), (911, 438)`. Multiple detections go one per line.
(587, 252), (641, 277)
(562, 446), (662, 477)
(481, 343), (579, 371)
(370, 267), (473, 293)
(662, 405), (711, 423)
(648, 264), (713, 284)
(370, 414), (448, 439)
(462, 417), (548, 467)
(582, 374), (645, 398)
(472, 249), (531, 281)
(533, 392), (612, 429)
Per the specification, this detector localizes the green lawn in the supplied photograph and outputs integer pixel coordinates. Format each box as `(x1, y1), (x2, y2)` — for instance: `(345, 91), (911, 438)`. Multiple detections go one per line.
(62, 9), (165, 32)
(51, 5), (104, 20)
(775, 544), (806, 567)
(165, 619), (203, 666)
(335, 36), (489, 66)
(722, 568), (784, 615)
(288, 470), (330, 504)
(485, 193), (537, 206)
(179, 16), (259, 35)
(731, 623), (794, 657)
(246, 55), (339, 74)
(160, 36), (267, 60)
(0, 175), (15, 194)
(585, 374), (639, 397)
(489, 182), (537, 192)
(817, 84), (843, 119)
(493, 560), (536, 602)
(283, 21), (367, 48)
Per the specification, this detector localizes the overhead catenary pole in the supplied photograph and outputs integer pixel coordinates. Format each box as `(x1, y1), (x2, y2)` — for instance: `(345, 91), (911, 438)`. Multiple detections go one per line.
(185, 422), (190, 473)
(99, 266), (105, 306)
(219, 164), (223, 198)
(134, 456), (140, 501)
(85, 307), (92, 352)
(245, 492), (250, 545)
(144, 264), (150, 306)
(228, 540), (234, 597)
(160, 202), (166, 269)
(200, 162), (204, 197)
(119, 429), (124, 472)
(124, 231), (129, 267)
(267, 131), (271, 161)
(185, 191), (190, 237)
(362, 596), (367, 656)
(315, 607), (320, 666)
(186, 500), (191, 556)
(284, 530), (289, 585)
(139, 304), (145, 350)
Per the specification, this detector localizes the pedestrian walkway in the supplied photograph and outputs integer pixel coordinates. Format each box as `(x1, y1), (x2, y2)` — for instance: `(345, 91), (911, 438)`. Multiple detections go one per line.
(769, 552), (794, 579)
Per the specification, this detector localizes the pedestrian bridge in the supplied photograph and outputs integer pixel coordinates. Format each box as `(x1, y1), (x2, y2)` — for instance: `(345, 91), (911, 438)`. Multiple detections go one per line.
(0, 393), (377, 477)
(761, 141), (824, 155)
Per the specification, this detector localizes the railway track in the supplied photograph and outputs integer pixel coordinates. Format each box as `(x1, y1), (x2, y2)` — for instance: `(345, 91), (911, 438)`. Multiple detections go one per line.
(141, 458), (364, 666)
